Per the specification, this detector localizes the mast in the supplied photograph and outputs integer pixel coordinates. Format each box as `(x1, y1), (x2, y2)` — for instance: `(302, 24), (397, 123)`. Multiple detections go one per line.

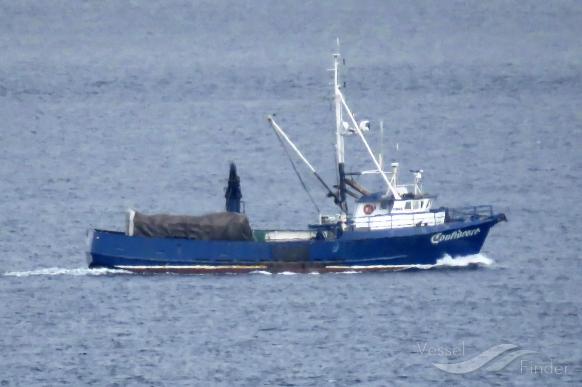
(333, 45), (348, 214)
(332, 42), (401, 207)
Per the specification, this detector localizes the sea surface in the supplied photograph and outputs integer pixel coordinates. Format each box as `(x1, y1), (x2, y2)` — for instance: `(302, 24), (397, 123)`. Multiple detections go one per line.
(1, 1), (581, 385)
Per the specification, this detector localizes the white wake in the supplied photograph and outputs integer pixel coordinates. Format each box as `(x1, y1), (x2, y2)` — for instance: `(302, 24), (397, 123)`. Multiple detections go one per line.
(328, 253), (494, 273)
(2, 267), (130, 277)
(402, 253), (495, 271)
(2, 255), (493, 277)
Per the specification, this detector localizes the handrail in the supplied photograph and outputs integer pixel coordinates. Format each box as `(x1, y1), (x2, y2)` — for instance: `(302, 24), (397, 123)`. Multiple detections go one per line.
(349, 205), (496, 230)
(447, 205), (493, 220)
(350, 211), (442, 230)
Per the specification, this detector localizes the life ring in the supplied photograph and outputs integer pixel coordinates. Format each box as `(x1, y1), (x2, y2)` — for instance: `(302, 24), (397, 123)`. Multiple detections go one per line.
(363, 204), (376, 215)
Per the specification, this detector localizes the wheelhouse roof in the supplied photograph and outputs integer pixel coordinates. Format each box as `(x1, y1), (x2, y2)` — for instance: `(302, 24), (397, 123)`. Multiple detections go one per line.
(356, 192), (437, 203)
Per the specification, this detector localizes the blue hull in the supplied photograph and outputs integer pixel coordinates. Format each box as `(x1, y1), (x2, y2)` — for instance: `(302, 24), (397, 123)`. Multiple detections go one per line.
(88, 214), (505, 273)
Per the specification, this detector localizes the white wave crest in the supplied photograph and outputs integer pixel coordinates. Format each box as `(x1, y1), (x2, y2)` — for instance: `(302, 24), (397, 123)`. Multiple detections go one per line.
(435, 253), (494, 267)
(249, 270), (273, 276)
(405, 253), (494, 270)
(2, 267), (130, 277)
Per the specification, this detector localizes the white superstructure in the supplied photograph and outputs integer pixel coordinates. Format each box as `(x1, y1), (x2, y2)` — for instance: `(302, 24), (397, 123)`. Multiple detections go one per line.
(350, 164), (446, 230)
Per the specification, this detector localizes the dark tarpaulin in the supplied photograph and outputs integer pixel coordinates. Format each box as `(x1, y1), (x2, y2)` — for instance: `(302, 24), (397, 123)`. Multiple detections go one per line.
(129, 211), (253, 241)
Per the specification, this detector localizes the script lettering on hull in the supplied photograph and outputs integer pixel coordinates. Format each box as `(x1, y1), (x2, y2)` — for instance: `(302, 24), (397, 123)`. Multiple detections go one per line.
(431, 228), (481, 245)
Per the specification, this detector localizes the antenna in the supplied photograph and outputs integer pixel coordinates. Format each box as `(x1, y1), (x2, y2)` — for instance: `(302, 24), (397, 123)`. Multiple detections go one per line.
(379, 120), (384, 170)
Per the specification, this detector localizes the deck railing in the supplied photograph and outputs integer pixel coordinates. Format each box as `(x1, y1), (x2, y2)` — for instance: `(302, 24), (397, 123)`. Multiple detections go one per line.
(349, 205), (495, 230)
(349, 211), (445, 230)
(446, 205), (493, 221)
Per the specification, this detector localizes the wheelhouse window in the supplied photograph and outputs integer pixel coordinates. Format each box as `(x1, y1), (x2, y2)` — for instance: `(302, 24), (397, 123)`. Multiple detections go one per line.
(405, 201), (411, 210)
(380, 199), (394, 210)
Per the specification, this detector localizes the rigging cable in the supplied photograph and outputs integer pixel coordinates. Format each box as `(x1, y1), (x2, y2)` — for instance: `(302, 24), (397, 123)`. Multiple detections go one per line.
(273, 130), (321, 215)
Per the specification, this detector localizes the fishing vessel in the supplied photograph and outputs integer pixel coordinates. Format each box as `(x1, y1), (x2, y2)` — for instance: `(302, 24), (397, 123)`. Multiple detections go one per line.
(87, 48), (506, 273)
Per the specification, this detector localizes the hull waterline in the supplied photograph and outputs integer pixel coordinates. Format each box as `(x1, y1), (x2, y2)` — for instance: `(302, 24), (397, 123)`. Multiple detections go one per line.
(87, 215), (505, 274)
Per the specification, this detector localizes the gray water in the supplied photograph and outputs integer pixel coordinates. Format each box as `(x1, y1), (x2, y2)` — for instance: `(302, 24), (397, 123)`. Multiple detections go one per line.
(1, 1), (581, 385)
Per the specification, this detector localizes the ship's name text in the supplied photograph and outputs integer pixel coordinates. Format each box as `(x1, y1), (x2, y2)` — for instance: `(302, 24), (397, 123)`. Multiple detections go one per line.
(431, 228), (481, 244)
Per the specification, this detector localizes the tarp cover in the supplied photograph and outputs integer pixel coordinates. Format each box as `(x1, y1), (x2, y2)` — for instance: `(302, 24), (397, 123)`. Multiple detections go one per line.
(128, 210), (253, 241)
